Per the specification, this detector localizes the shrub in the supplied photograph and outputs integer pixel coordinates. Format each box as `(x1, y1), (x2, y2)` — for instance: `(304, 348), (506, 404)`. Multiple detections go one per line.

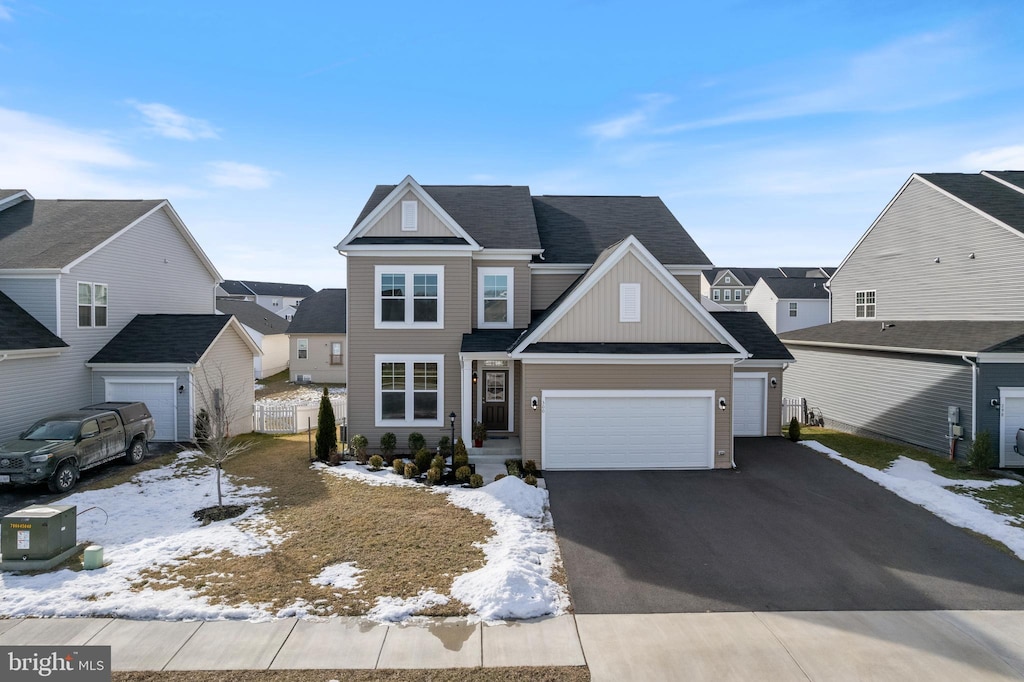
(404, 462), (419, 479)
(431, 455), (446, 472)
(787, 417), (801, 442)
(328, 449), (342, 466)
(506, 461), (520, 478)
(504, 458), (522, 469)
(454, 438), (468, 463)
(379, 432), (397, 458)
(350, 434), (368, 462)
(392, 458), (405, 475)
(315, 387), (337, 461)
(472, 420), (488, 443)
(407, 432), (426, 454)
(523, 459), (538, 475)
(438, 436), (452, 459)
(456, 465), (472, 482)
(453, 446), (469, 469)
(494, 473), (507, 481)
(414, 448), (432, 474)
(968, 431), (997, 472)
(469, 474), (484, 488)
(368, 454), (384, 471)
(524, 474), (538, 487)
(427, 466), (442, 485)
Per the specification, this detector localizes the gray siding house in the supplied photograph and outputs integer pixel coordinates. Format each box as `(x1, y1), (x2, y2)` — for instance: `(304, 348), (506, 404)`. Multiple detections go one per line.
(0, 189), (257, 443)
(780, 172), (1024, 466)
(218, 280), (315, 321)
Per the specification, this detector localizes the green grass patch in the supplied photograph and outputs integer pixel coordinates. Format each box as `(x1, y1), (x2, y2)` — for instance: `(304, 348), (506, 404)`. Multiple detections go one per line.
(960, 485), (1024, 529)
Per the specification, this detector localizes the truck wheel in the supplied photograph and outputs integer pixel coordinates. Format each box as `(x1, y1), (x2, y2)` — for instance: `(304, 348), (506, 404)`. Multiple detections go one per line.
(48, 461), (78, 493)
(126, 438), (147, 464)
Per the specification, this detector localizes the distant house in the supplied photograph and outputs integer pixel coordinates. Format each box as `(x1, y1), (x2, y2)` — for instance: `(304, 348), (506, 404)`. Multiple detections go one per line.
(286, 288), (347, 384)
(217, 280), (315, 321)
(701, 267), (833, 309)
(745, 277), (830, 333)
(217, 298), (291, 379)
(0, 189), (257, 443)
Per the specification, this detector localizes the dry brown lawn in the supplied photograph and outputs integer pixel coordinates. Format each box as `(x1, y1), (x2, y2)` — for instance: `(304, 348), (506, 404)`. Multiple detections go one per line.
(134, 434), (494, 617)
(113, 668), (590, 682)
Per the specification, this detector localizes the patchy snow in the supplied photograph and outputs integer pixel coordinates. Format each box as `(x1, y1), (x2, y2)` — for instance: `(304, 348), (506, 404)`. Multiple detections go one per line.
(310, 562), (362, 590)
(255, 386), (347, 407)
(0, 451), (282, 620)
(803, 441), (1024, 559)
(367, 590), (450, 622)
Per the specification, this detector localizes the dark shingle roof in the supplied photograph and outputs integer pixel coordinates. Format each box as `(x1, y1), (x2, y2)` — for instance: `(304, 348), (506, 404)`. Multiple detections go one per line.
(461, 329), (528, 353)
(0, 291), (68, 351)
(780, 320), (1024, 354)
(219, 280), (315, 298)
(703, 267), (781, 286)
(354, 185), (541, 250)
(711, 312), (794, 361)
(216, 298), (289, 335)
(522, 342), (737, 354)
(778, 267), (830, 278)
(0, 189), (28, 202)
(986, 171), (1024, 190)
(760, 277), (829, 299)
(919, 173), (1024, 236)
(89, 315), (233, 364)
(218, 280), (254, 295)
(533, 195), (710, 265)
(286, 289), (346, 334)
(0, 199), (164, 269)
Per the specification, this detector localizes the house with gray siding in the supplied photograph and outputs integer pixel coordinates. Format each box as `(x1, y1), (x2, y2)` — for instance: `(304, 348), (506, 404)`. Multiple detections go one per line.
(700, 267), (834, 309)
(0, 189), (257, 445)
(218, 280), (315, 321)
(336, 176), (792, 470)
(780, 171), (1024, 466)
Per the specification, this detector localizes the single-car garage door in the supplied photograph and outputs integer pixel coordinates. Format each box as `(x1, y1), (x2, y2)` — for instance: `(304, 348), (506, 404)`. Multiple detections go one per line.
(733, 375), (767, 437)
(1000, 388), (1024, 467)
(105, 379), (177, 441)
(542, 390), (715, 470)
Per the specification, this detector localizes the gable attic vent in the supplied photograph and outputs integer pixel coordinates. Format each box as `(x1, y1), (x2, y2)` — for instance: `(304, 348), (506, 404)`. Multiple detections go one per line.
(401, 201), (418, 231)
(620, 283), (641, 322)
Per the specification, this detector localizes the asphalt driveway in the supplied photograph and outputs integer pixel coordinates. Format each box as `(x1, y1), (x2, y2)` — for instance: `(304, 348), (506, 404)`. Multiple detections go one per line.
(544, 437), (1024, 614)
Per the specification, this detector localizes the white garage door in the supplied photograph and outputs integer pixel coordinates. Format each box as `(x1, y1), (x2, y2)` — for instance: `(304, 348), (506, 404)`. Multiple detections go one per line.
(1000, 389), (1024, 467)
(105, 379), (177, 441)
(733, 375), (767, 437)
(542, 390), (714, 470)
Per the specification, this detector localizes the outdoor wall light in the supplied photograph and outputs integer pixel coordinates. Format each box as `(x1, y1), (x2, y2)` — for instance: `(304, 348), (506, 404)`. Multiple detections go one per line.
(934, 257), (941, 264)
(718, 397), (727, 411)
(472, 372), (478, 385)
(770, 378), (778, 388)
(991, 398), (1001, 407)
(178, 385), (184, 394)
(531, 396), (539, 410)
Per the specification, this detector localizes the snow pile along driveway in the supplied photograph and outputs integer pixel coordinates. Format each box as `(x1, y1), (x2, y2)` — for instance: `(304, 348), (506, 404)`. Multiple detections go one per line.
(803, 441), (1024, 559)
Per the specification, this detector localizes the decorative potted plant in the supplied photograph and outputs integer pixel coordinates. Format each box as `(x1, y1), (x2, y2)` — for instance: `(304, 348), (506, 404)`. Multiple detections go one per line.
(472, 421), (487, 448)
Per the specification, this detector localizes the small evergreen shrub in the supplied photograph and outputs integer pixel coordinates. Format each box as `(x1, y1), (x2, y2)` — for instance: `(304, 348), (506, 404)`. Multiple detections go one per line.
(392, 458), (405, 475)
(456, 465), (471, 482)
(407, 432), (426, 454)
(524, 474), (538, 487)
(427, 466), (442, 485)
(968, 430), (997, 472)
(504, 458), (521, 469)
(414, 448), (433, 474)
(506, 462), (520, 477)
(787, 417), (801, 442)
(494, 473), (507, 481)
(379, 432), (397, 458)
(453, 447), (469, 469)
(438, 436), (452, 459)
(454, 438), (468, 463)
(523, 459), (538, 475)
(350, 434), (368, 463)
(404, 462), (419, 479)
(469, 474), (484, 488)
(315, 386), (337, 462)
(431, 455), (445, 471)
(368, 454), (384, 471)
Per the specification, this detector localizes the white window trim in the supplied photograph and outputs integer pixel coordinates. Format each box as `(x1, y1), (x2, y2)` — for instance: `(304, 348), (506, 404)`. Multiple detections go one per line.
(713, 289), (720, 301)
(477, 267), (514, 329)
(375, 354), (445, 427)
(401, 200), (418, 231)
(619, 282), (641, 322)
(734, 289), (741, 300)
(724, 276), (731, 284)
(297, 338), (308, 359)
(789, 302), (799, 317)
(375, 265), (445, 329)
(724, 289), (732, 301)
(77, 281), (108, 328)
(855, 289), (876, 319)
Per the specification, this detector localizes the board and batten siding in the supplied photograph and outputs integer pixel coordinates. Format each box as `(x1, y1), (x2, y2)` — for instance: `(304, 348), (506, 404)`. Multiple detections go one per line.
(364, 190), (456, 238)
(784, 346), (973, 454)
(977, 362), (1024, 467)
(0, 277), (58, 334)
(346, 255), (471, 449)
(471, 260), (531, 329)
(520, 363), (733, 469)
(289, 333), (347, 384)
(538, 253), (717, 344)
(831, 177), (1024, 321)
(735, 365), (783, 436)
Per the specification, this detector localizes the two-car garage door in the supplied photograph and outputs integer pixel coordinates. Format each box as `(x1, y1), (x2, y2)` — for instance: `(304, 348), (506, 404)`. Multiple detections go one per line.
(542, 391), (715, 470)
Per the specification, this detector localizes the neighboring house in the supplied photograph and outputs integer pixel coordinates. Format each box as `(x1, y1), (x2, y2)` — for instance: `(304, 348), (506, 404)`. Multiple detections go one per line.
(700, 267), (834, 309)
(217, 280), (315, 321)
(335, 176), (792, 470)
(745, 277), (830, 333)
(780, 171), (1024, 466)
(286, 288), (347, 384)
(216, 298), (291, 379)
(0, 189), (257, 443)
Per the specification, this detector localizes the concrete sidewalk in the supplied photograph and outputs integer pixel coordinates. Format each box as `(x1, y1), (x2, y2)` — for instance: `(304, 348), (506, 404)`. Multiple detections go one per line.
(2, 611), (1024, 680)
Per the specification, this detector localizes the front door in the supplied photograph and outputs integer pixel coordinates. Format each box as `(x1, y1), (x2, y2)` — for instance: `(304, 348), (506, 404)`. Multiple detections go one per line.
(483, 371), (508, 431)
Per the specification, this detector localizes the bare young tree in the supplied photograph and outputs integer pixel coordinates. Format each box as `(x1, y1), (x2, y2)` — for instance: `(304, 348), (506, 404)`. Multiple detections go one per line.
(191, 361), (253, 507)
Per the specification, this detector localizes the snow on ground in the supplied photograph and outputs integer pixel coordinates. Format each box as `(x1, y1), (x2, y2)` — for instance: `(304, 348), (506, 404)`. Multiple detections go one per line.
(320, 462), (570, 622)
(803, 441), (1024, 559)
(255, 386), (347, 407)
(0, 452), (281, 620)
(310, 562), (362, 590)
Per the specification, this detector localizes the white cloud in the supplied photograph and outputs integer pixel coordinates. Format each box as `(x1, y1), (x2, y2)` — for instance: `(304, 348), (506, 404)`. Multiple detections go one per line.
(206, 161), (276, 190)
(960, 145), (1024, 171)
(130, 101), (218, 141)
(0, 4), (12, 21)
(586, 93), (673, 141)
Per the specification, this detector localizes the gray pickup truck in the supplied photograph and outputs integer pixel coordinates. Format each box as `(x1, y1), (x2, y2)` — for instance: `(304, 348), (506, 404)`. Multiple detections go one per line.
(0, 402), (156, 493)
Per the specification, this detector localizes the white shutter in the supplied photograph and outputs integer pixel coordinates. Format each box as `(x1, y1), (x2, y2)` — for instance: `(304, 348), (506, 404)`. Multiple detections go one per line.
(619, 283), (640, 322)
(401, 201), (418, 231)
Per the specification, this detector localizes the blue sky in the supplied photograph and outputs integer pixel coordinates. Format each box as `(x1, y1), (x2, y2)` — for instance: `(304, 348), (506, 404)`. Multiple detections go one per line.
(2, 1), (1023, 290)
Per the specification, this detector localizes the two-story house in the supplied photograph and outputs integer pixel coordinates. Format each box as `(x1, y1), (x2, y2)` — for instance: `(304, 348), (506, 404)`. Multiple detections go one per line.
(216, 297), (291, 379)
(0, 189), (258, 445)
(286, 288), (347, 384)
(744, 277), (830, 333)
(701, 267), (834, 309)
(218, 280), (316, 321)
(336, 177), (793, 470)
(780, 172), (1024, 466)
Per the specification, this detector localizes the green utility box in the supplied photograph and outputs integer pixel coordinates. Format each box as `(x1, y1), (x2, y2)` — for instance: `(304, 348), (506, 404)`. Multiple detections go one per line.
(1, 505), (77, 562)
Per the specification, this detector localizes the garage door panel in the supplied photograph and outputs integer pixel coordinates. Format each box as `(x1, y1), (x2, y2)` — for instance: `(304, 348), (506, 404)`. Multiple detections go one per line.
(106, 381), (176, 441)
(734, 376), (766, 437)
(1001, 395), (1024, 467)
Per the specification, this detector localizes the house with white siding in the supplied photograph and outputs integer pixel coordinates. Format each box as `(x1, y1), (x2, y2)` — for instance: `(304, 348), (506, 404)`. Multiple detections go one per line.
(218, 280), (315, 321)
(744, 277), (830, 333)
(217, 297), (291, 379)
(0, 189), (258, 444)
(700, 267), (834, 309)
(780, 171), (1024, 466)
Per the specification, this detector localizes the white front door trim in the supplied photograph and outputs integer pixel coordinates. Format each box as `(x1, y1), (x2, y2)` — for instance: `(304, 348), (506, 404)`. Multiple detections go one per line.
(733, 373), (768, 437)
(998, 387), (1024, 467)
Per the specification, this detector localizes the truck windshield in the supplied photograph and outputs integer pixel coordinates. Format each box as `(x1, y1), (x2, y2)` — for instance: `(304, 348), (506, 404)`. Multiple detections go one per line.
(23, 420), (80, 440)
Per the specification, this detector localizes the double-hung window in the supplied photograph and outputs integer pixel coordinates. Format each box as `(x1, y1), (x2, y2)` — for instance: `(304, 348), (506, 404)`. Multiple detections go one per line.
(724, 289), (732, 301)
(376, 355), (444, 426)
(297, 338), (308, 359)
(713, 290), (720, 301)
(789, 302), (799, 317)
(78, 282), (108, 327)
(477, 267), (514, 328)
(375, 266), (444, 329)
(855, 290), (876, 318)
(734, 289), (742, 301)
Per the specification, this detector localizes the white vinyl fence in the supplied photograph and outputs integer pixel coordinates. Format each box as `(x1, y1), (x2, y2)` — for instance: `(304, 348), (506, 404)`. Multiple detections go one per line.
(253, 398), (346, 434)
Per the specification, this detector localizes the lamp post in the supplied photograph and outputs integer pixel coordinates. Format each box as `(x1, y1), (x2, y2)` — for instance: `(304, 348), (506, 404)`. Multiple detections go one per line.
(449, 411), (456, 466)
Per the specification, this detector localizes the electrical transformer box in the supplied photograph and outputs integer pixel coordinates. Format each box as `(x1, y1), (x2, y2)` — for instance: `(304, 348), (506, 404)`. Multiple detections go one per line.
(1, 505), (77, 562)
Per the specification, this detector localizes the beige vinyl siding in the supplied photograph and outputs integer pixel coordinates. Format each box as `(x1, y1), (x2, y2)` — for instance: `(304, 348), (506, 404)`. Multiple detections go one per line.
(520, 363), (733, 469)
(783, 345), (972, 453)
(471, 260), (530, 329)
(531, 273), (579, 312)
(364, 190), (457, 238)
(538, 253), (718, 344)
(0, 277), (58, 334)
(289, 333), (347, 383)
(674, 274), (702, 300)
(831, 178), (1024, 320)
(347, 255), (471, 449)
(735, 365), (784, 436)
(254, 332), (289, 379)
(195, 327), (256, 436)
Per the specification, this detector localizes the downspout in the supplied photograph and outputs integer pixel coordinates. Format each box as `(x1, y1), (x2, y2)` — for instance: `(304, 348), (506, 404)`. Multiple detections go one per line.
(961, 355), (978, 462)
